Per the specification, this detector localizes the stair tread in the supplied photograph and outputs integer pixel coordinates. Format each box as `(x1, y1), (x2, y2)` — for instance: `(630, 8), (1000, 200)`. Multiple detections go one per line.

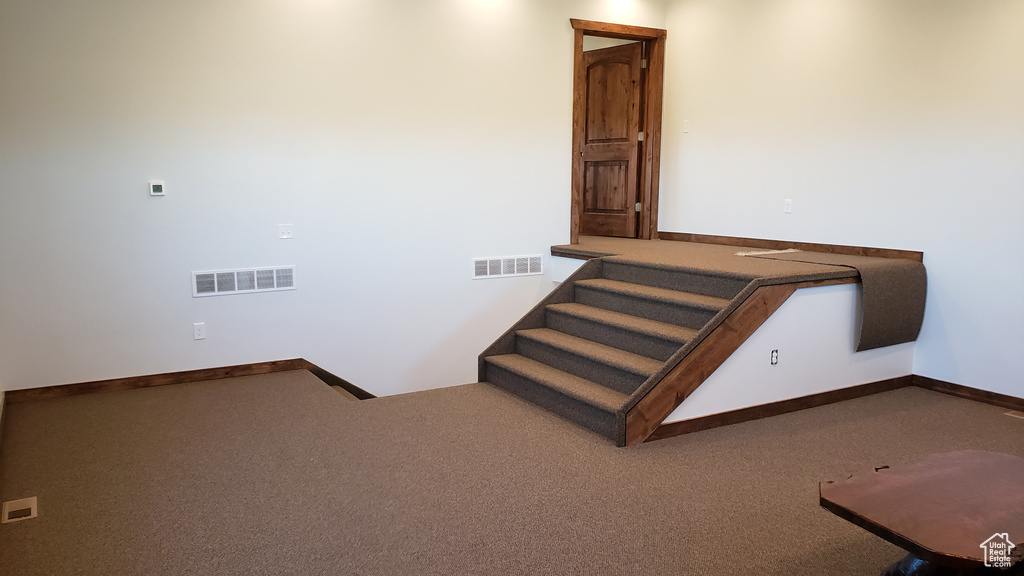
(485, 354), (627, 412)
(575, 278), (732, 311)
(517, 328), (663, 377)
(546, 302), (697, 343)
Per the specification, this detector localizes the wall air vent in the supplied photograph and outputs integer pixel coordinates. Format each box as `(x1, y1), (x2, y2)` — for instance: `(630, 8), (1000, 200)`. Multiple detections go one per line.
(473, 255), (543, 279)
(192, 266), (296, 297)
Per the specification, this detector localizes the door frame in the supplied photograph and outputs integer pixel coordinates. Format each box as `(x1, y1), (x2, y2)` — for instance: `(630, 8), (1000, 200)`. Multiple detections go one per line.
(570, 18), (667, 244)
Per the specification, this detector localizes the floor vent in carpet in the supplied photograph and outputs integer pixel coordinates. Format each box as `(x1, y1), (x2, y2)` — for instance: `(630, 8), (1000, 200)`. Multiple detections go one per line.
(1005, 411), (1024, 420)
(1, 497), (38, 524)
(473, 255), (543, 279)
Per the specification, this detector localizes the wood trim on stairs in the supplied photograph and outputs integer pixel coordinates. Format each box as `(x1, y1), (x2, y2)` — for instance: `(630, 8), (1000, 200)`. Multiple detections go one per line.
(3, 359), (373, 403)
(658, 232), (924, 262)
(623, 283), (798, 446)
(646, 376), (914, 442)
(913, 375), (1024, 412)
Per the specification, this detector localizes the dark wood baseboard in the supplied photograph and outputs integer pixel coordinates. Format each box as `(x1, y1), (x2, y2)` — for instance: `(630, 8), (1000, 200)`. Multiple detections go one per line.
(658, 232), (924, 262)
(913, 375), (1024, 412)
(4, 359), (374, 403)
(646, 376), (915, 442)
(301, 360), (376, 400)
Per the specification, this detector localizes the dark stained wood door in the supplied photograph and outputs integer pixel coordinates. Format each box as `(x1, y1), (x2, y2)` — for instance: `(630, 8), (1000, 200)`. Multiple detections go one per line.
(578, 42), (643, 238)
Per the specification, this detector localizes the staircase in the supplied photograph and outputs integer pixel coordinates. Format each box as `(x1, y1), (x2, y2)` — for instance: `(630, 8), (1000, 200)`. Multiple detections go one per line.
(479, 256), (759, 446)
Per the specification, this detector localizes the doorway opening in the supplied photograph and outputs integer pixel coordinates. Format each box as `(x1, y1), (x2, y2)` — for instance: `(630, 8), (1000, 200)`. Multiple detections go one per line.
(569, 19), (666, 244)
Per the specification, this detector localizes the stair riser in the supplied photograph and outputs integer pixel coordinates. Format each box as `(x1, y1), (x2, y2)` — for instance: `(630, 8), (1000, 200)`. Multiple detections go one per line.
(545, 309), (682, 361)
(574, 286), (719, 331)
(484, 362), (619, 441)
(603, 261), (748, 299)
(515, 337), (647, 396)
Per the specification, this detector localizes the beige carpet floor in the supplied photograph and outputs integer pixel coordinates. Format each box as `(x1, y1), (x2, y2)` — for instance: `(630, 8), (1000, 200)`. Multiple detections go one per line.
(1, 370), (1021, 575)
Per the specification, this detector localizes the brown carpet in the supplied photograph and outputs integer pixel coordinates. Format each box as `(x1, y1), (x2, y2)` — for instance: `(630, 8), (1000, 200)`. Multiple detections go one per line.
(553, 237), (860, 283)
(1, 370), (1021, 575)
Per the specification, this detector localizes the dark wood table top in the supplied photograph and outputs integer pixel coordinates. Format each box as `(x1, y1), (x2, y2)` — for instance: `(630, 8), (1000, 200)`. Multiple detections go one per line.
(820, 451), (1024, 569)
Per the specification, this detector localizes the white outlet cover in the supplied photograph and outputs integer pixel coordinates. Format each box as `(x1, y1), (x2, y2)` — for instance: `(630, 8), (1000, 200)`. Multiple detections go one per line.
(278, 224), (294, 239)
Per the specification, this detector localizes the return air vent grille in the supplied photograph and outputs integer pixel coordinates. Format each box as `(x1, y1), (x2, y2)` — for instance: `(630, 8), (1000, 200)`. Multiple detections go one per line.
(192, 266), (296, 297)
(472, 255), (543, 279)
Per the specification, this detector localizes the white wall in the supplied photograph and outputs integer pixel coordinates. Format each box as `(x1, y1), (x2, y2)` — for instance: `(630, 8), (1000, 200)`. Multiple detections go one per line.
(661, 0), (1024, 397)
(3, 0), (1021, 402)
(0, 0), (668, 394)
(665, 284), (913, 422)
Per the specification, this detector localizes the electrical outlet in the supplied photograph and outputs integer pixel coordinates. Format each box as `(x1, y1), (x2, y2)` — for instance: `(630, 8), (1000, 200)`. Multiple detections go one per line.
(278, 224), (294, 239)
(771, 349), (779, 365)
(784, 199), (792, 214)
(193, 322), (206, 340)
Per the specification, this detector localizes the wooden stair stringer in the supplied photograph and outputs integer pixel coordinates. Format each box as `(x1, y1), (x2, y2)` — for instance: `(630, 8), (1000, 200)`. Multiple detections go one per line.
(622, 282), (799, 446)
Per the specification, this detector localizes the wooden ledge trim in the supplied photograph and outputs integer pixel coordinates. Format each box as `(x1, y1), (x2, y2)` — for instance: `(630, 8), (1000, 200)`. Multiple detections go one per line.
(4, 359), (374, 403)
(659, 232), (923, 262)
(792, 277), (859, 289)
(550, 246), (609, 261)
(570, 18), (667, 40)
(647, 376), (913, 442)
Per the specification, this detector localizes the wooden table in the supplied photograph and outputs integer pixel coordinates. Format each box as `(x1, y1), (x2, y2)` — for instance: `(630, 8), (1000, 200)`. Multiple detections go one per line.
(820, 451), (1024, 575)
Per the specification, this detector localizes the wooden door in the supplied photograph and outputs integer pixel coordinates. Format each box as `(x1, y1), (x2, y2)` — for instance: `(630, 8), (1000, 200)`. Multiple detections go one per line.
(578, 42), (643, 238)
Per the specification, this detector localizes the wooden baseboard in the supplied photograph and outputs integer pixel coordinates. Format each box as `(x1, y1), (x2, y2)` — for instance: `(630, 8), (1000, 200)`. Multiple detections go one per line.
(658, 232), (924, 262)
(4, 359), (374, 403)
(646, 375), (914, 442)
(913, 375), (1024, 412)
(301, 360), (376, 400)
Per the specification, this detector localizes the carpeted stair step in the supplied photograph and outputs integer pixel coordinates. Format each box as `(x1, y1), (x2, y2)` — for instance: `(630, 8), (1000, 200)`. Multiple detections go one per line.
(602, 258), (751, 299)
(484, 354), (626, 440)
(515, 328), (662, 396)
(573, 278), (731, 330)
(545, 302), (696, 362)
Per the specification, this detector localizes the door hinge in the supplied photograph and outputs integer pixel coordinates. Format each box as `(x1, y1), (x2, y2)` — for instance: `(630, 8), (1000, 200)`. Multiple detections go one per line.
(635, 202), (642, 212)
(641, 59), (647, 69)
(637, 131), (644, 141)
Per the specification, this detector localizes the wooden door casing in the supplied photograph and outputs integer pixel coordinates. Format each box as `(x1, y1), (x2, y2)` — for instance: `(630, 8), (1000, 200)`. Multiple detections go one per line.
(579, 42), (642, 238)
(569, 19), (667, 244)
